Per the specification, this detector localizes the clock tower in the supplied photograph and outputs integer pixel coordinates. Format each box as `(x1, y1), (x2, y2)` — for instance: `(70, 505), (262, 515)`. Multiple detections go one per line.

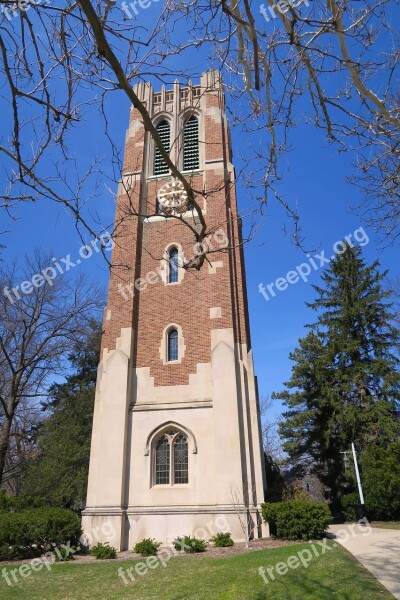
(82, 71), (267, 550)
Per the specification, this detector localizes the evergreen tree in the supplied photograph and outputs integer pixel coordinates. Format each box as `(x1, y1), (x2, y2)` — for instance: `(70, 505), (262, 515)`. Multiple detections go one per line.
(360, 442), (400, 520)
(20, 320), (101, 509)
(276, 245), (400, 502)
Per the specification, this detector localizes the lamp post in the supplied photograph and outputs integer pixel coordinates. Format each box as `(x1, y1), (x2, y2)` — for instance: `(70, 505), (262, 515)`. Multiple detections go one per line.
(341, 443), (366, 521)
(352, 443), (365, 507)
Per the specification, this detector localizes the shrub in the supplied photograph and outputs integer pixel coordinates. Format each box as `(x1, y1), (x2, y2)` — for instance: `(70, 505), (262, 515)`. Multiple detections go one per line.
(0, 492), (16, 511)
(340, 493), (360, 522)
(133, 538), (161, 557)
(210, 532), (234, 547)
(90, 542), (117, 559)
(262, 500), (332, 541)
(172, 535), (207, 553)
(0, 507), (82, 560)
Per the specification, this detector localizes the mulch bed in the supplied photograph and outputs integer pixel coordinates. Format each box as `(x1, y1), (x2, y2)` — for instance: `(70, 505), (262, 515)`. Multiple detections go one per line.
(0, 537), (297, 567)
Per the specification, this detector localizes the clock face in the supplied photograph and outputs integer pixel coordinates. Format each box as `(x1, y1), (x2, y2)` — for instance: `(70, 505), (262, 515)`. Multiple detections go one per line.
(157, 178), (188, 214)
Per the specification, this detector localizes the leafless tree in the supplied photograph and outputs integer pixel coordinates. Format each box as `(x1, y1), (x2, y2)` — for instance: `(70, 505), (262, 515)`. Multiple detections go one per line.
(230, 481), (262, 547)
(259, 395), (284, 462)
(0, 0), (398, 253)
(0, 250), (103, 487)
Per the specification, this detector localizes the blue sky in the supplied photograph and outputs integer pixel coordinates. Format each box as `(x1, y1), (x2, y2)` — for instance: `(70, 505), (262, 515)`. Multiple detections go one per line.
(1, 2), (398, 425)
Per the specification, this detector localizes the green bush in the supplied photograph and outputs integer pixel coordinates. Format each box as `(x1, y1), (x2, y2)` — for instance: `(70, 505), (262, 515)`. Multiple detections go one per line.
(210, 532), (234, 547)
(89, 542), (117, 559)
(340, 493), (360, 522)
(0, 492), (16, 511)
(133, 538), (161, 557)
(172, 535), (207, 553)
(0, 507), (82, 560)
(262, 500), (332, 541)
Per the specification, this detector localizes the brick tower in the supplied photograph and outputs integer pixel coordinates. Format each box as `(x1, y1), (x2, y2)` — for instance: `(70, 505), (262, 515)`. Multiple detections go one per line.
(82, 71), (267, 550)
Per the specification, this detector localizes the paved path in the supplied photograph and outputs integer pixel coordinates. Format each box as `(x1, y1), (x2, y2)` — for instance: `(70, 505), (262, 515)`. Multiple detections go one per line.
(329, 524), (400, 599)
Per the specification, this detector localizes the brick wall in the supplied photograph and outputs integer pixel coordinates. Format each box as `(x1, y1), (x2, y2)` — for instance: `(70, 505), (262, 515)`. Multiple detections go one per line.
(101, 77), (252, 386)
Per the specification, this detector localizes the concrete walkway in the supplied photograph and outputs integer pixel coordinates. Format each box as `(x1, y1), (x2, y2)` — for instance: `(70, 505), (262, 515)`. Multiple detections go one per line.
(329, 524), (400, 599)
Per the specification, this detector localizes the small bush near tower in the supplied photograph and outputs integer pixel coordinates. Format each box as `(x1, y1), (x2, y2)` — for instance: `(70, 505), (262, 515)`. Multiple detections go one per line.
(262, 500), (332, 540)
(172, 536), (207, 553)
(133, 538), (162, 557)
(210, 532), (234, 547)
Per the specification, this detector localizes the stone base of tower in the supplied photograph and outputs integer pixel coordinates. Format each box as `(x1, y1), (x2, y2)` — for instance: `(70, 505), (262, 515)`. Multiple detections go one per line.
(81, 510), (129, 551)
(127, 506), (269, 547)
(82, 506), (269, 550)
(83, 325), (268, 552)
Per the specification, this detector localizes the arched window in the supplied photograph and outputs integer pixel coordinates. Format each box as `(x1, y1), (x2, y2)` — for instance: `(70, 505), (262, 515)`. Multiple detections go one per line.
(154, 430), (189, 485)
(167, 328), (178, 362)
(154, 120), (170, 175)
(173, 434), (188, 484)
(155, 435), (170, 484)
(168, 247), (179, 283)
(183, 117), (199, 171)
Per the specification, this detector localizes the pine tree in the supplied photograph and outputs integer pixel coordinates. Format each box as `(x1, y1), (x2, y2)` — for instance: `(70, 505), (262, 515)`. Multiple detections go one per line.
(20, 320), (101, 509)
(276, 245), (400, 502)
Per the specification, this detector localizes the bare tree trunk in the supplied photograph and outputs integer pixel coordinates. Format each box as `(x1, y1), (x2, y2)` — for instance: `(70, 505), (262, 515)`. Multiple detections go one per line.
(0, 412), (13, 488)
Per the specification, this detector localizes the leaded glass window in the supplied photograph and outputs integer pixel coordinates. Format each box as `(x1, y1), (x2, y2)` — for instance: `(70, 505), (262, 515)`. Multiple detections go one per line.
(155, 435), (170, 484)
(173, 434), (189, 484)
(153, 430), (189, 486)
(167, 329), (178, 361)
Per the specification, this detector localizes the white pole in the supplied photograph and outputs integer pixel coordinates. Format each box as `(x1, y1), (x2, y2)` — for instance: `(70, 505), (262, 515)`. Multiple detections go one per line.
(352, 443), (365, 505)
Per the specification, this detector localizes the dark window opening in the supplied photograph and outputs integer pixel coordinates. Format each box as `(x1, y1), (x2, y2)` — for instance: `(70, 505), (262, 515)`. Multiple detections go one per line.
(183, 117), (199, 171)
(154, 120), (170, 175)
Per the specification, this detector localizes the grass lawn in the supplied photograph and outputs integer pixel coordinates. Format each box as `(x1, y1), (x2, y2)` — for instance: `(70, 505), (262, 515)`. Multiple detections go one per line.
(371, 521), (400, 530)
(0, 542), (393, 600)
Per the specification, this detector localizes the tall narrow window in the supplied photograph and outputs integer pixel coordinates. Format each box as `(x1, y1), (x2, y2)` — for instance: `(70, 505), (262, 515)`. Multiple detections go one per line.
(168, 247), (179, 283)
(167, 329), (178, 362)
(154, 120), (170, 175)
(173, 434), (188, 484)
(155, 435), (170, 484)
(183, 117), (199, 171)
